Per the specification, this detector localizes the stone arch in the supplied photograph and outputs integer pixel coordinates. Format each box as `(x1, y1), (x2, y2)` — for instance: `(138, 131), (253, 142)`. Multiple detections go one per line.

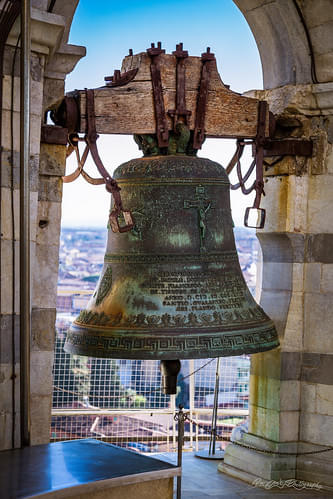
(234, 0), (311, 88)
(52, 0), (333, 92)
(234, 0), (333, 87)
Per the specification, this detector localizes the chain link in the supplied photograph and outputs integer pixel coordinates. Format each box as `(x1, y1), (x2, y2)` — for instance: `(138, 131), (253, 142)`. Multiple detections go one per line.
(185, 413), (228, 441)
(175, 411), (333, 457)
(231, 440), (333, 457)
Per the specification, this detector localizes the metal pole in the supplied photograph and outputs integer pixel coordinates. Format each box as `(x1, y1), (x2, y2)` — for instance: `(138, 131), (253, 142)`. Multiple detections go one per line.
(171, 394), (176, 450)
(20, 0), (31, 448)
(189, 359), (195, 450)
(175, 405), (185, 499)
(211, 357), (220, 455)
(208, 358), (219, 455)
(195, 358), (224, 460)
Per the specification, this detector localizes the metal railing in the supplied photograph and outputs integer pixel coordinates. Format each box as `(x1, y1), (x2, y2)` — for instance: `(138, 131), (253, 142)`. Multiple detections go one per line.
(51, 408), (248, 453)
(51, 406), (248, 453)
(51, 349), (249, 452)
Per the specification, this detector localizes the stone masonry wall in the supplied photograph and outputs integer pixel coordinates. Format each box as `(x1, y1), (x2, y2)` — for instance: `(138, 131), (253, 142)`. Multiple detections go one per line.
(221, 1), (333, 487)
(258, 85), (333, 485)
(221, 82), (333, 486)
(1, 42), (45, 448)
(0, 1), (84, 449)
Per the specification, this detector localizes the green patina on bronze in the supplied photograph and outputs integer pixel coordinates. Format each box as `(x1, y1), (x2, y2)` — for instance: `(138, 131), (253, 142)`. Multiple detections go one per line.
(134, 123), (197, 157)
(65, 139), (279, 360)
(75, 305), (266, 329)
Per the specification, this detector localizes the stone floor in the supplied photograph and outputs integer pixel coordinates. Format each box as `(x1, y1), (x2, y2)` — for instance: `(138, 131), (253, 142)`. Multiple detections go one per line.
(153, 451), (333, 498)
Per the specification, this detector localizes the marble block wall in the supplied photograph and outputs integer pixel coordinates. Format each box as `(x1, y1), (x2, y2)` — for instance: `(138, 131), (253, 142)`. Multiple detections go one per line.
(221, 0), (333, 488)
(221, 83), (333, 487)
(0, 0), (84, 449)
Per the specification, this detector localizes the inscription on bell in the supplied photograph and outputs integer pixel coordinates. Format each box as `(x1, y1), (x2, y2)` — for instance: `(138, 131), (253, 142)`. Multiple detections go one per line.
(143, 268), (246, 313)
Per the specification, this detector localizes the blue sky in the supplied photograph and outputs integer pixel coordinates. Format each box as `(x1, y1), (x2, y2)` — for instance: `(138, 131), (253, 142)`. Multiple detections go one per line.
(62, 0), (263, 227)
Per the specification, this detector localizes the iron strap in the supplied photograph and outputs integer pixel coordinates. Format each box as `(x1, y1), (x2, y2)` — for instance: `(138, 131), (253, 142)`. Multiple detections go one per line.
(62, 90), (134, 232)
(193, 48), (216, 150)
(225, 102), (267, 227)
(253, 100), (267, 210)
(60, 89), (132, 233)
(62, 135), (105, 185)
(85, 88), (119, 192)
(226, 140), (256, 194)
(225, 140), (245, 176)
(168, 43), (191, 129)
(104, 68), (138, 87)
(85, 89), (134, 232)
(147, 43), (169, 148)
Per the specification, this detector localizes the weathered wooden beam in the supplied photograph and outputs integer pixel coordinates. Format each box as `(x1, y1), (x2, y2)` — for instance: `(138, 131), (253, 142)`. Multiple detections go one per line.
(66, 52), (269, 139)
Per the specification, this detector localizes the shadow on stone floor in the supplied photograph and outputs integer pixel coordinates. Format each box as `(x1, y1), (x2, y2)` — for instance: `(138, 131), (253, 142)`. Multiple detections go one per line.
(152, 452), (332, 498)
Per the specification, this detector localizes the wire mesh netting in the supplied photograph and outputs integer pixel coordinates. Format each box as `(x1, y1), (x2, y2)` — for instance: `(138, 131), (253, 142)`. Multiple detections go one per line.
(51, 227), (258, 452)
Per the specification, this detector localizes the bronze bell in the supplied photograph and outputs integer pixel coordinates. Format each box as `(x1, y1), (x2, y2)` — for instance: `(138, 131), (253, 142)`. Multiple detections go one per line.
(64, 137), (279, 393)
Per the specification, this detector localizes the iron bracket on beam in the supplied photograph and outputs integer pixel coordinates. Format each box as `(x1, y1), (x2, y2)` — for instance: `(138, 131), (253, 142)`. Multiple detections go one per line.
(263, 139), (313, 157)
(41, 124), (68, 145)
(104, 68), (138, 87)
(193, 48), (215, 150)
(50, 96), (79, 135)
(168, 43), (191, 130)
(147, 42), (169, 148)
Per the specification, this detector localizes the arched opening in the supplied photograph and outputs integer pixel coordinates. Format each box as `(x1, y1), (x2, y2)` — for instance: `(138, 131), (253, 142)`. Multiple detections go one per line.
(52, 0), (265, 453)
(61, 0), (263, 228)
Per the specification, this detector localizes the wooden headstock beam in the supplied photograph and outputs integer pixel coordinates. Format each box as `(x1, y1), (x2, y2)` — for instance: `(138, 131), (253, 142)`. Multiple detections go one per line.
(63, 51), (269, 140)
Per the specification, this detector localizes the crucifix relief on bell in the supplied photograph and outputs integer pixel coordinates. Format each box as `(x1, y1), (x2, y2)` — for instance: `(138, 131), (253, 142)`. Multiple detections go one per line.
(184, 185), (213, 252)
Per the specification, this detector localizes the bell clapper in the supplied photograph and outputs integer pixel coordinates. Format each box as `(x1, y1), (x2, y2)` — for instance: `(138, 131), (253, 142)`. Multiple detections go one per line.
(160, 359), (181, 395)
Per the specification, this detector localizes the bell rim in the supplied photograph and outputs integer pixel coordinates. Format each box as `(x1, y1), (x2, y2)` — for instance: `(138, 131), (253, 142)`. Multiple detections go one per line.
(64, 321), (279, 360)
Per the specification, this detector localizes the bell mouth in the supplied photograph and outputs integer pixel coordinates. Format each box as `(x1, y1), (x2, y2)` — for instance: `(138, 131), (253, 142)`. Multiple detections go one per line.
(64, 320), (279, 360)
